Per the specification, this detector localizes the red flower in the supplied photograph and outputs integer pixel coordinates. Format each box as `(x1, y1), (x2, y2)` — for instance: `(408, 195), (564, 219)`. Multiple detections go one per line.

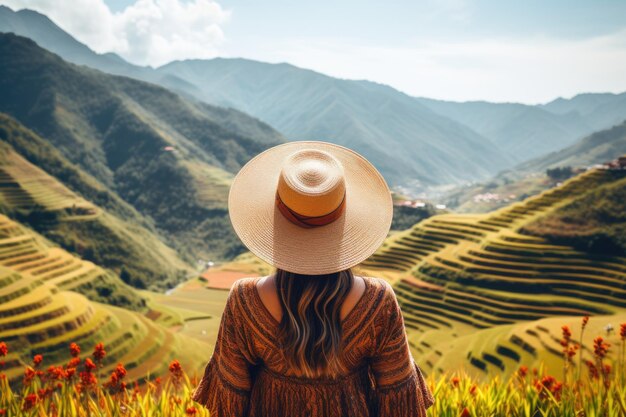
(47, 366), (65, 380)
(115, 363), (127, 379)
(0, 409), (6, 415)
(93, 343), (106, 362)
(23, 393), (38, 411)
(33, 354), (43, 367)
(84, 358), (97, 372)
(0, 342), (7, 357)
(169, 359), (182, 374)
(186, 406), (198, 416)
(65, 368), (76, 380)
(79, 371), (97, 388)
(460, 407), (470, 417)
(120, 381), (127, 391)
(517, 365), (528, 378)
(582, 316), (589, 329)
(67, 357), (80, 369)
(469, 384), (478, 396)
(585, 360), (599, 379)
(450, 376), (460, 388)
(593, 337), (610, 359)
(70, 342), (81, 358)
(24, 367), (36, 384)
(620, 323), (626, 340)
(154, 376), (162, 386)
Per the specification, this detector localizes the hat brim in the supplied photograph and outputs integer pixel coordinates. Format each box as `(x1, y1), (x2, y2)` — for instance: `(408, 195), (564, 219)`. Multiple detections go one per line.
(228, 141), (393, 275)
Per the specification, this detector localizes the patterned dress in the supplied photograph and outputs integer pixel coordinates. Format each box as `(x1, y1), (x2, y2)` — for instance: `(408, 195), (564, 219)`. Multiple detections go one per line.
(192, 276), (434, 416)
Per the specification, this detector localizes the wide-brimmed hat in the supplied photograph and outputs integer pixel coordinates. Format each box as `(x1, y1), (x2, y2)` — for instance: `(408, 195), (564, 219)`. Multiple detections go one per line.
(228, 141), (393, 275)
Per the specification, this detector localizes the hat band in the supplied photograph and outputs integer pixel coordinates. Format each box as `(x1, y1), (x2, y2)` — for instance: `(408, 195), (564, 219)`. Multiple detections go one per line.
(275, 192), (346, 229)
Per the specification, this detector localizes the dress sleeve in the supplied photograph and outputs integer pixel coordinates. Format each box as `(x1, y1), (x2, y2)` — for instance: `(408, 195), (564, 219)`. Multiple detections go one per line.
(370, 282), (434, 416)
(192, 281), (254, 416)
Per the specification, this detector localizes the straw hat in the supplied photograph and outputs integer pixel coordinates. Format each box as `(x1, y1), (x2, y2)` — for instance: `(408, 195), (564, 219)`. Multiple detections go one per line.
(228, 141), (393, 275)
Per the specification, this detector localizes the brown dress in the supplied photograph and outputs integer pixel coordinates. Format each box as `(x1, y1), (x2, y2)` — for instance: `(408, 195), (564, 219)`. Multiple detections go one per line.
(192, 276), (434, 416)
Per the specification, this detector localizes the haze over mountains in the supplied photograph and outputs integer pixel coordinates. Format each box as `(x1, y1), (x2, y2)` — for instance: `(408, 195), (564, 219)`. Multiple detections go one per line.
(2, 4), (625, 191)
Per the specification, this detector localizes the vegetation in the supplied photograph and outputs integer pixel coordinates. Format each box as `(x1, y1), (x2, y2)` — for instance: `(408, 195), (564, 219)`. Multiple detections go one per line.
(546, 166), (574, 181)
(0, 33), (283, 264)
(391, 205), (437, 231)
(358, 167), (626, 380)
(523, 170), (626, 256)
(2, 323), (626, 416)
(0, 128), (192, 291)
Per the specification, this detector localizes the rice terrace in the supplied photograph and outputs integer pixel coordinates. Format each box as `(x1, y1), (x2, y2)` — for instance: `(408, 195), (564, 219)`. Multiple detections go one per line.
(1, 1), (626, 416)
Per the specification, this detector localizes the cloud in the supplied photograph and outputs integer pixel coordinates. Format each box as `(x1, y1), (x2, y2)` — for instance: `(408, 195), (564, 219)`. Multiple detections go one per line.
(1, 0), (230, 66)
(231, 30), (626, 104)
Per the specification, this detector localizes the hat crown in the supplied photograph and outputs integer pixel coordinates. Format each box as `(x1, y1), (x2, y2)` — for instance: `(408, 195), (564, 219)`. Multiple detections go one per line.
(277, 149), (345, 217)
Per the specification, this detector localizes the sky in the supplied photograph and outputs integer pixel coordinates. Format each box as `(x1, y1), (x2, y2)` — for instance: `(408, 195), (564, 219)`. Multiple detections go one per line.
(2, 0), (626, 104)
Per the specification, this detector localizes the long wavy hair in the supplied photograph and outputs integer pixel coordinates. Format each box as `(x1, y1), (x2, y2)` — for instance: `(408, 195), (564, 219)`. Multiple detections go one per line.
(275, 268), (354, 378)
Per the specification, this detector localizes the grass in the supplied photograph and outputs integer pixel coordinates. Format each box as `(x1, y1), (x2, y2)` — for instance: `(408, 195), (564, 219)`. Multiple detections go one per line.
(1, 325), (626, 416)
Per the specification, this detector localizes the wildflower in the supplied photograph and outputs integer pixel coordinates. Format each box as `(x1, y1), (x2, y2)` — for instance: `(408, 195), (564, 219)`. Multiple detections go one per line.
(460, 407), (470, 417)
(115, 363), (127, 379)
(120, 381), (127, 391)
(24, 366), (36, 384)
(585, 360), (599, 380)
(0, 409), (5, 415)
(582, 316), (589, 329)
(0, 342), (7, 356)
(93, 343), (106, 362)
(169, 359), (182, 374)
(620, 323), (626, 340)
(450, 376), (460, 388)
(469, 384), (478, 396)
(593, 337), (609, 359)
(67, 357), (80, 368)
(79, 371), (97, 388)
(47, 366), (65, 380)
(154, 376), (162, 386)
(33, 354), (43, 367)
(70, 342), (80, 357)
(84, 358), (97, 371)
(22, 393), (38, 410)
(65, 368), (76, 380)
(186, 406), (198, 416)
(517, 365), (528, 378)
(560, 325), (572, 347)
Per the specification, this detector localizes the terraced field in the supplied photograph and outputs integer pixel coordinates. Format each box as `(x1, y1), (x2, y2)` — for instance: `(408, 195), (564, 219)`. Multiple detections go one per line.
(0, 147), (97, 218)
(0, 213), (208, 385)
(359, 167), (626, 379)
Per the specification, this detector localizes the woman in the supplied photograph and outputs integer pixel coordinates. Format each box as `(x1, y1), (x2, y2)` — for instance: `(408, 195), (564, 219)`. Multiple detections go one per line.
(192, 142), (434, 416)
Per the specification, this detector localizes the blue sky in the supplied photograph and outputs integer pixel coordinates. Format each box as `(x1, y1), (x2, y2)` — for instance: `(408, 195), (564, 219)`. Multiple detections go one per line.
(3, 0), (626, 103)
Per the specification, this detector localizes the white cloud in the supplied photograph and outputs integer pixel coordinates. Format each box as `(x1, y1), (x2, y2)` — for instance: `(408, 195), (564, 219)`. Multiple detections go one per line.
(227, 31), (626, 104)
(1, 0), (230, 66)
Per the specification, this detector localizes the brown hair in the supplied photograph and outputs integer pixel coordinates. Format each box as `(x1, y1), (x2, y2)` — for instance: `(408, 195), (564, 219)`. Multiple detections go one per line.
(275, 268), (354, 378)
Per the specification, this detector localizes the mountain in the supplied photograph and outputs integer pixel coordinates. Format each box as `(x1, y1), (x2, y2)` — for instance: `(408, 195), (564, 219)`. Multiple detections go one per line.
(0, 6), (512, 187)
(0, 32), (284, 264)
(415, 98), (595, 161)
(0, 113), (194, 290)
(518, 120), (626, 172)
(542, 92), (626, 131)
(156, 59), (512, 186)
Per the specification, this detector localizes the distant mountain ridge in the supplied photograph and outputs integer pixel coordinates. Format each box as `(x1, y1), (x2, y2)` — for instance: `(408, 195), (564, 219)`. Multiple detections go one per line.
(518, 120), (626, 172)
(2, 4), (625, 186)
(0, 5), (512, 187)
(415, 98), (595, 161)
(0, 32), (284, 264)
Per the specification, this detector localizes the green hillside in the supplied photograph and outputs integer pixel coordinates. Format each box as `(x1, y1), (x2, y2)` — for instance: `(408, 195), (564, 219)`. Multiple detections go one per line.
(0, 33), (284, 264)
(358, 165), (626, 380)
(518, 120), (626, 173)
(0, 114), (193, 290)
(523, 167), (626, 256)
(0, 211), (216, 385)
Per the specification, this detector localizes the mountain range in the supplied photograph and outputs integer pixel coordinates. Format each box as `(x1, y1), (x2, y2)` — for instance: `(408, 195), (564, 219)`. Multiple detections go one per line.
(3, 5), (624, 189)
(0, 32), (283, 271)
